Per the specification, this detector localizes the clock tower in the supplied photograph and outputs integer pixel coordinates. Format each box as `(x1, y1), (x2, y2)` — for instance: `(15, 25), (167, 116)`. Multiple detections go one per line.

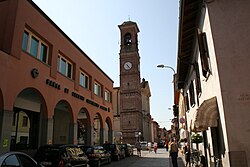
(118, 21), (143, 144)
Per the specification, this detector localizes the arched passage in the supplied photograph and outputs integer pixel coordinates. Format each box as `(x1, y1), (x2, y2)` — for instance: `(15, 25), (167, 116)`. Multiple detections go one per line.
(104, 117), (112, 143)
(93, 113), (103, 145)
(77, 108), (91, 145)
(11, 88), (47, 151)
(53, 100), (73, 144)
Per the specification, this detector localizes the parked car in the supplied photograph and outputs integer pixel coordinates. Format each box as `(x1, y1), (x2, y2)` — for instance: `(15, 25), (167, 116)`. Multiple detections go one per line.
(102, 143), (125, 161)
(140, 141), (148, 150)
(0, 151), (43, 167)
(117, 143), (133, 157)
(34, 144), (89, 167)
(158, 140), (165, 148)
(80, 145), (111, 167)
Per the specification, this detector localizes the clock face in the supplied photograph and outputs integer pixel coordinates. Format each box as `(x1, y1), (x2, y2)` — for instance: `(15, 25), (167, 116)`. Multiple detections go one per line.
(124, 62), (132, 70)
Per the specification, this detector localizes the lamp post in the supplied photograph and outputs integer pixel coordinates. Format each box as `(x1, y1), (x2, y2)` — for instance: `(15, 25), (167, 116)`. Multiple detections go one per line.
(157, 64), (176, 83)
(157, 64), (176, 74)
(157, 64), (178, 137)
(138, 132), (141, 142)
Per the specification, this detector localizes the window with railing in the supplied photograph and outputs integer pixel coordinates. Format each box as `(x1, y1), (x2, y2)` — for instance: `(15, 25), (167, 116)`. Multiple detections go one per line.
(197, 28), (211, 78)
(58, 55), (73, 79)
(22, 29), (49, 64)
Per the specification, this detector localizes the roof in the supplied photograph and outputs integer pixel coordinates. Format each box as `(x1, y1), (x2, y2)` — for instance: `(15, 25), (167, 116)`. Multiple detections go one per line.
(121, 21), (137, 26)
(118, 21), (140, 32)
(177, 0), (202, 89)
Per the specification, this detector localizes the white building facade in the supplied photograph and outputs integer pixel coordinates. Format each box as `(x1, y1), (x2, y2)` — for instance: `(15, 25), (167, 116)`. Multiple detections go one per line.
(177, 1), (250, 167)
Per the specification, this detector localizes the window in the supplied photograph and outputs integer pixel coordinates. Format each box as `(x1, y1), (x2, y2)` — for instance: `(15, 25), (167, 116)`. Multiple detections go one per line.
(40, 43), (48, 63)
(195, 63), (202, 103)
(94, 82), (102, 96)
(80, 71), (89, 89)
(22, 29), (49, 64)
(105, 90), (111, 102)
(22, 116), (28, 127)
(18, 154), (37, 167)
(2, 155), (20, 166)
(30, 36), (39, 57)
(58, 55), (73, 79)
(197, 29), (211, 78)
(22, 31), (29, 51)
(185, 93), (190, 112)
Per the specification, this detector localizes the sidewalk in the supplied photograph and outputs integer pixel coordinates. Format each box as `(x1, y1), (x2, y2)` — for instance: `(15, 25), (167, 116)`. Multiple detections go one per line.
(132, 148), (186, 167)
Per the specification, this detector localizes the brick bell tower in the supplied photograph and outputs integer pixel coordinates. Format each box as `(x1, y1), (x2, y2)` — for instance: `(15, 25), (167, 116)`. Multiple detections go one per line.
(118, 21), (143, 144)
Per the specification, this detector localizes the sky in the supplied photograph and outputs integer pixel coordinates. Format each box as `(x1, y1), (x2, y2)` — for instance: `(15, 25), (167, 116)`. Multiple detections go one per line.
(32, 0), (180, 129)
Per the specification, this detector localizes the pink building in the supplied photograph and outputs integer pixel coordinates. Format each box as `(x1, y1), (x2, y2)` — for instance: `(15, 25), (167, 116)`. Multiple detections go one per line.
(0, 0), (113, 153)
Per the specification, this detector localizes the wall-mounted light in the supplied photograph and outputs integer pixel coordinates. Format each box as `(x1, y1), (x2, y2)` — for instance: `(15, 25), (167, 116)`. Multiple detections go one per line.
(31, 68), (39, 78)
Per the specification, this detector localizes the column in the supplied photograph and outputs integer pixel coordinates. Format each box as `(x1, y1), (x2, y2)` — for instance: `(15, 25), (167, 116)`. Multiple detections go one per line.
(0, 110), (13, 153)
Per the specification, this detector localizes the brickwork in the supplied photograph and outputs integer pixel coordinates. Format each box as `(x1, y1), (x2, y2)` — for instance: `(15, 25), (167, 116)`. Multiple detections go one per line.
(119, 21), (143, 144)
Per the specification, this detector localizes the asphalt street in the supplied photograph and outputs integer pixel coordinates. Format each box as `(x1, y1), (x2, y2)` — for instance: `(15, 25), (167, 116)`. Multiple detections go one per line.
(106, 148), (186, 167)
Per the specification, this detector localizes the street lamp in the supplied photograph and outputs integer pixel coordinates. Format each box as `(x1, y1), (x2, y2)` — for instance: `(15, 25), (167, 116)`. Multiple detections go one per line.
(157, 64), (176, 74)
(157, 64), (177, 133)
(138, 132), (141, 142)
(157, 64), (176, 83)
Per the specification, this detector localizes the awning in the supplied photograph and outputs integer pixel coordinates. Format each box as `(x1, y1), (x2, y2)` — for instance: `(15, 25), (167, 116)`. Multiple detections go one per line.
(191, 96), (218, 132)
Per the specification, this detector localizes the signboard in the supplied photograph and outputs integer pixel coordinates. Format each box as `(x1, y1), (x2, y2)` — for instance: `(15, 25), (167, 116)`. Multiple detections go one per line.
(3, 139), (8, 148)
(180, 117), (185, 124)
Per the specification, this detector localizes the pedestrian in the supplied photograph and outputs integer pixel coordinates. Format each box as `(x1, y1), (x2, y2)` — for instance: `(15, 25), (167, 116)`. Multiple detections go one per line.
(135, 141), (141, 157)
(165, 140), (169, 151)
(183, 138), (191, 167)
(153, 142), (158, 153)
(169, 138), (179, 167)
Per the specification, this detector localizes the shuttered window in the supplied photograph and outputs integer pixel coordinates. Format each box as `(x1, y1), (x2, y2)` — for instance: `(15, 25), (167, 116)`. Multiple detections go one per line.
(197, 29), (211, 78)
(195, 63), (202, 106)
(189, 80), (196, 107)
